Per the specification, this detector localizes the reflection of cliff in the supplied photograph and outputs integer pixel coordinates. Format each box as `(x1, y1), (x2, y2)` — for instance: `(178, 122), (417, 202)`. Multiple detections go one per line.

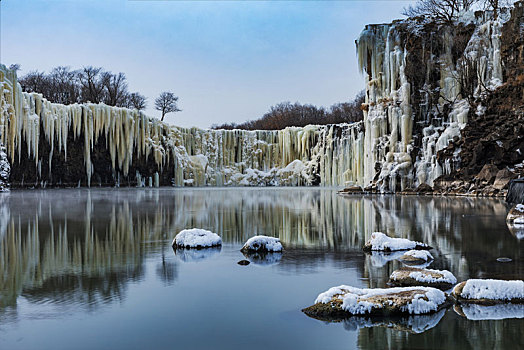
(357, 311), (521, 350)
(0, 189), (518, 318)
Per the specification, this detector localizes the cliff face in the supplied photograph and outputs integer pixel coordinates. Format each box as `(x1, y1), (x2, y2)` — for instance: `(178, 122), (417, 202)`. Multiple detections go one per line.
(356, 3), (523, 194)
(0, 66), (364, 188)
(0, 3), (522, 191)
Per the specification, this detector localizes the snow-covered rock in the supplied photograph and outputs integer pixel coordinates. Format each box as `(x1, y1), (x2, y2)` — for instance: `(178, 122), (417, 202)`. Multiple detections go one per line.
(400, 250), (434, 265)
(506, 204), (524, 223)
(389, 267), (457, 290)
(454, 303), (524, 320)
(363, 232), (430, 252)
(452, 279), (524, 303)
(302, 285), (448, 319)
(172, 228), (222, 249)
(241, 235), (283, 252)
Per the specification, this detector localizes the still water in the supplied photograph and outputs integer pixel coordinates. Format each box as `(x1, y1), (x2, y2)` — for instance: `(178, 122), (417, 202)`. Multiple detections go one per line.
(0, 188), (522, 349)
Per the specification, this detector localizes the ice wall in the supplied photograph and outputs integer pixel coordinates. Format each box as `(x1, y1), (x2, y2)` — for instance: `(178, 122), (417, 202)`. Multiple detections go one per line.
(356, 8), (511, 191)
(0, 65), (364, 188)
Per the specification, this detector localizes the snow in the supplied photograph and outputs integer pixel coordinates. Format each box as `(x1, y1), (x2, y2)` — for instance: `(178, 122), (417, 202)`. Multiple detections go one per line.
(365, 232), (429, 251)
(515, 204), (524, 212)
(455, 279), (524, 301)
(391, 268), (457, 284)
(172, 228), (222, 248)
(315, 285), (447, 315)
(457, 303), (524, 321)
(241, 235), (283, 252)
(514, 217), (524, 225)
(401, 250), (433, 261)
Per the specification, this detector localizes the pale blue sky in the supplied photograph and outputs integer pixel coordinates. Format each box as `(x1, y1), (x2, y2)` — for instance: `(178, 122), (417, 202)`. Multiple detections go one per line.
(0, 0), (414, 128)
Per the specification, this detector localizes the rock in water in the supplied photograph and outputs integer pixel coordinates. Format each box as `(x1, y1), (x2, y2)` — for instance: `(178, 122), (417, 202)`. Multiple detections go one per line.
(363, 232), (431, 252)
(388, 267), (457, 290)
(172, 228), (222, 249)
(399, 250), (434, 265)
(241, 235), (283, 252)
(302, 286), (449, 320)
(452, 279), (524, 304)
(237, 260), (250, 266)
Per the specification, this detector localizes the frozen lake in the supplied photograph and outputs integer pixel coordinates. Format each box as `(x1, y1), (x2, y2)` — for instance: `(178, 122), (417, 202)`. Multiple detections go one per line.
(0, 188), (522, 349)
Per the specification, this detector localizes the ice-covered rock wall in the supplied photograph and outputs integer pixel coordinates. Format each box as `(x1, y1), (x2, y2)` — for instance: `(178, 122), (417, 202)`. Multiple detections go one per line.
(0, 65), (364, 188)
(356, 7), (512, 192)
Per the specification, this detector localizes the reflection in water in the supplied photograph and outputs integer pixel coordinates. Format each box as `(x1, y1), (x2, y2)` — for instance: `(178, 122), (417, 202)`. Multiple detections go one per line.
(342, 308), (446, 334)
(242, 251), (283, 266)
(454, 303), (524, 321)
(0, 188), (522, 348)
(507, 222), (524, 240)
(174, 246), (222, 263)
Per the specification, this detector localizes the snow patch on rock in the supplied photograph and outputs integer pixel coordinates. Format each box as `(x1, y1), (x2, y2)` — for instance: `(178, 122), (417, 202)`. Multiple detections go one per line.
(453, 279), (524, 301)
(241, 235), (283, 252)
(364, 232), (429, 251)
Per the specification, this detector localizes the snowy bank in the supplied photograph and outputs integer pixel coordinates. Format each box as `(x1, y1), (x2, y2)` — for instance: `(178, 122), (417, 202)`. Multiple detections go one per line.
(454, 303), (524, 320)
(389, 267), (457, 290)
(400, 250), (434, 265)
(302, 285), (448, 319)
(241, 235), (283, 252)
(452, 279), (524, 303)
(363, 232), (430, 252)
(172, 228), (222, 249)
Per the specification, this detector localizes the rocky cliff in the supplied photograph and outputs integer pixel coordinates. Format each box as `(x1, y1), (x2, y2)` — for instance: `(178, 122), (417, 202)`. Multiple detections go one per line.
(0, 2), (522, 191)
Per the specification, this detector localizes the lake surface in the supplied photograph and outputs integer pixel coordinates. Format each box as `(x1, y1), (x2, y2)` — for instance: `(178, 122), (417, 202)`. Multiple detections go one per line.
(0, 188), (522, 350)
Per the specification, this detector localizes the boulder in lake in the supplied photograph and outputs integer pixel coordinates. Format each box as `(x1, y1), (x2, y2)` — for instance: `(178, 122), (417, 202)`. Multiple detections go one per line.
(241, 235), (283, 252)
(302, 285), (449, 320)
(452, 279), (524, 304)
(339, 185), (364, 194)
(388, 267), (457, 290)
(399, 250), (434, 265)
(172, 228), (222, 249)
(363, 232), (431, 252)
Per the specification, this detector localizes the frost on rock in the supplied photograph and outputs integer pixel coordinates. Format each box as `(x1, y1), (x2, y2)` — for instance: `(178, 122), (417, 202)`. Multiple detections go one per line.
(172, 228), (222, 249)
(389, 267), (457, 290)
(241, 235), (283, 252)
(452, 279), (524, 303)
(454, 303), (524, 321)
(363, 232), (430, 251)
(341, 308), (446, 334)
(303, 285), (448, 319)
(400, 250), (434, 264)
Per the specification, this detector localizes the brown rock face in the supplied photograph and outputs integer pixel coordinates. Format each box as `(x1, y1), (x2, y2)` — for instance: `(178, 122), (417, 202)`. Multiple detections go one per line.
(493, 169), (517, 190)
(476, 164), (499, 184)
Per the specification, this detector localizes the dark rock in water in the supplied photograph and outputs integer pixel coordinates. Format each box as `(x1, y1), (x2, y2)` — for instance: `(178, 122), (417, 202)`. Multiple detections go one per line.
(496, 257), (512, 262)
(388, 267), (457, 290)
(415, 183), (433, 193)
(339, 186), (364, 194)
(237, 260), (250, 266)
(507, 179), (524, 204)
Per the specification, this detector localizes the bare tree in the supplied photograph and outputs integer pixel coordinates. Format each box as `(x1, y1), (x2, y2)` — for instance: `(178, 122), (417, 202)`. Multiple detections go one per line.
(403, 0), (476, 23)
(77, 66), (106, 104)
(155, 92), (181, 121)
(19, 70), (49, 94)
(48, 66), (80, 104)
(102, 72), (128, 107)
(127, 92), (147, 111)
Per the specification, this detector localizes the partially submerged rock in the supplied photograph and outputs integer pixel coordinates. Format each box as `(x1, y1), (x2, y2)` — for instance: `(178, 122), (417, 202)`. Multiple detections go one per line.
(363, 232), (431, 252)
(172, 228), (222, 249)
(399, 250), (434, 265)
(388, 267), (457, 290)
(302, 285), (448, 320)
(454, 303), (524, 320)
(241, 235), (283, 252)
(339, 185), (364, 194)
(452, 279), (524, 304)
